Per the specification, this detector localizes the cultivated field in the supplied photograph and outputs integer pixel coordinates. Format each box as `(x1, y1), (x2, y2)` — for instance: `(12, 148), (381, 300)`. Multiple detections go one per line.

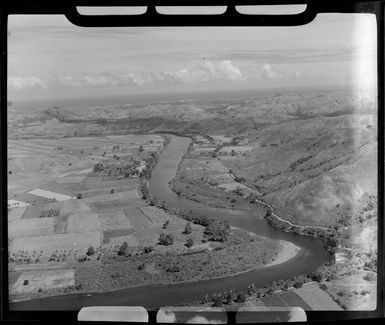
(8, 134), (165, 301)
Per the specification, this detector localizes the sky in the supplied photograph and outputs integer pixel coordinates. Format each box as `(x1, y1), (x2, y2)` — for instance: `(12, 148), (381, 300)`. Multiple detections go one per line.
(7, 7), (377, 102)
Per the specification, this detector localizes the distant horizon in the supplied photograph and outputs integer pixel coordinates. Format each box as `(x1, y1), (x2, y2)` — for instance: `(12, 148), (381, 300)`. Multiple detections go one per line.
(9, 83), (360, 110)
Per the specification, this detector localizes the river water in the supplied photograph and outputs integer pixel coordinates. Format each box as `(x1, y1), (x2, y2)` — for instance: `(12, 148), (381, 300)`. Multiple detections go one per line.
(10, 135), (329, 310)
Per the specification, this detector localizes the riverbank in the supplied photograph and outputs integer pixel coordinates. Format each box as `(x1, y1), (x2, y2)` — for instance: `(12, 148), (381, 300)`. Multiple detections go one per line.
(9, 227), (283, 303)
(10, 134), (329, 310)
(265, 240), (301, 267)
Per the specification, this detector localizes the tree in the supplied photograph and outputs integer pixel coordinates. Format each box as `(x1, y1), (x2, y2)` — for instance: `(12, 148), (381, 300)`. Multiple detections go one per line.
(236, 292), (247, 303)
(293, 282), (303, 289)
(158, 233), (174, 246)
(184, 223), (192, 234)
(166, 264), (180, 272)
(162, 220), (170, 229)
(86, 247), (95, 256)
(77, 193), (83, 199)
(326, 236), (339, 248)
(118, 242), (130, 256)
(143, 246), (154, 254)
(247, 283), (256, 295)
(110, 188), (115, 194)
(212, 295), (223, 307)
(225, 291), (235, 305)
(139, 145), (144, 152)
(319, 284), (328, 290)
(186, 237), (194, 248)
(138, 263), (145, 270)
(311, 271), (324, 283)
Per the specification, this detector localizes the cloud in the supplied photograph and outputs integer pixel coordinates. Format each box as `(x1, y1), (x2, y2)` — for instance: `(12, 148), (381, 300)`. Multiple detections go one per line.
(8, 60), (302, 91)
(8, 76), (48, 90)
(8, 60), (246, 91)
(261, 64), (300, 80)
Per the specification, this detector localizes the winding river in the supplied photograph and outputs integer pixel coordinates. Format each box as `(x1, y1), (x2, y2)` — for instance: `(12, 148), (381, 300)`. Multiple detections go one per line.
(11, 135), (329, 311)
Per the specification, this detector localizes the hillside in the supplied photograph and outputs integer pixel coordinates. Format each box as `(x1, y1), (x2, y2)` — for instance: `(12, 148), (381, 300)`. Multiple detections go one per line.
(8, 88), (377, 230)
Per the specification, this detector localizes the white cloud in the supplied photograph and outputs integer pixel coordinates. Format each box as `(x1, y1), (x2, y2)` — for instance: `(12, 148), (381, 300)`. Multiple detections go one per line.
(8, 60), (304, 91)
(8, 76), (48, 90)
(260, 63), (300, 80)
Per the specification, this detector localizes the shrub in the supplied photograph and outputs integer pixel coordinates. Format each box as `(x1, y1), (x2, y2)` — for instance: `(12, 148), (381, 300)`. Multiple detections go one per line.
(363, 273), (376, 282)
(86, 247), (95, 256)
(77, 255), (88, 262)
(236, 292), (247, 303)
(212, 295), (223, 307)
(158, 233), (174, 246)
(337, 291), (344, 297)
(319, 284), (328, 290)
(143, 246), (154, 254)
(293, 282), (303, 289)
(326, 237), (339, 248)
(162, 220), (170, 229)
(138, 263), (145, 270)
(110, 189), (115, 194)
(23, 280), (29, 286)
(77, 193), (83, 199)
(225, 291), (235, 305)
(118, 242), (130, 256)
(166, 264), (180, 273)
(311, 272), (323, 283)
(186, 237), (194, 248)
(248, 283), (256, 295)
(184, 223), (192, 234)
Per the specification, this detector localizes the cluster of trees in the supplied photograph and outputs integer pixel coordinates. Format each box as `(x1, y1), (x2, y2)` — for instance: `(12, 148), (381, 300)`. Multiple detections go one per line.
(210, 290), (248, 307)
(117, 242), (155, 257)
(40, 208), (60, 218)
(204, 220), (230, 242)
(93, 159), (141, 178)
(289, 155), (314, 171)
(140, 152), (158, 180)
(145, 194), (232, 244)
(158, 233), (174, 246)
